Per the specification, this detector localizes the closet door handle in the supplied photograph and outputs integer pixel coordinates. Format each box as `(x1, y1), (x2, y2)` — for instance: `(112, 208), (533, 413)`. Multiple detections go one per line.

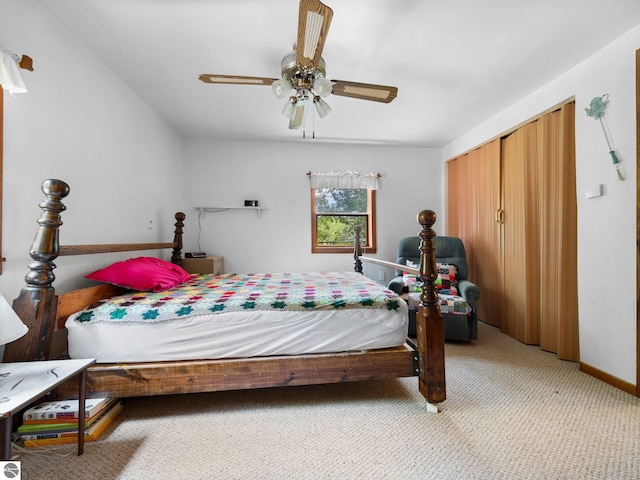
(495, 209), (504, 224)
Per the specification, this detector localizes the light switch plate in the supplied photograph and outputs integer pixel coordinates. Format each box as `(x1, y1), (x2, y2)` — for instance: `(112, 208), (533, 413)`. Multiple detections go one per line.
(584, 184), (604, 199)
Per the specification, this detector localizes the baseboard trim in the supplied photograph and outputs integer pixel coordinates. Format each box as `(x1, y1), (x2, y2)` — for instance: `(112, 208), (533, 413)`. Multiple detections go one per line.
(580, 362), (637, 396)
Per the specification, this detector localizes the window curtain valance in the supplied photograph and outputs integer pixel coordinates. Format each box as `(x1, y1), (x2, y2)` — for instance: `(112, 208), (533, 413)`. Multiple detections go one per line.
(308, 170), (380, 190)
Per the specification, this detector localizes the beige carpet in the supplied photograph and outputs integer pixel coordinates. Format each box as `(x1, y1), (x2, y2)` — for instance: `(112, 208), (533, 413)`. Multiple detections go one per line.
(15, 322), (640, 479)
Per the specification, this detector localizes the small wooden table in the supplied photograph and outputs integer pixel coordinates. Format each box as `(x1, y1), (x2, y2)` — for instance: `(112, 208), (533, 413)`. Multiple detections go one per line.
(0, 358), (96, 460)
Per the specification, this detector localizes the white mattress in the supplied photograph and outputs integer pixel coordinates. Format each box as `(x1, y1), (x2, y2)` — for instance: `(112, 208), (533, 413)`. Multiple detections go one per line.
(67, 302), (409, 363)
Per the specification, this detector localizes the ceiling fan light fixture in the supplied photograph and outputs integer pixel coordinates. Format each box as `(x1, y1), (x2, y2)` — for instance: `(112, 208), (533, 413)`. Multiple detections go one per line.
(313, 96), (332, 118)
(289, 97), (308, 129)
(272, 78), (293, 99)
(312, 76), (332, 97)
(282, 97), (297, 118)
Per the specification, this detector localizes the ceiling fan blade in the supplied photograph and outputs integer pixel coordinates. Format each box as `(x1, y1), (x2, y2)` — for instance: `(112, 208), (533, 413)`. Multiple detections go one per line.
(330, 80), (398, 103)
(198, 74), (278, 86)
(296, 0), (333, 70)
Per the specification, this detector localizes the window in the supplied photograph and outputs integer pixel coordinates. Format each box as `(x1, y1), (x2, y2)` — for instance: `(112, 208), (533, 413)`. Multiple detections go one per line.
(311, 187), (377, 254)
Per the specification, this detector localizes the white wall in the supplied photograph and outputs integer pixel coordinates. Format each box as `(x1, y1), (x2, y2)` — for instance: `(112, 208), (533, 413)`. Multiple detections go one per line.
(443, 26), (640, 385)
(0, 0), (187, 300)
(182, 139), (442, 276)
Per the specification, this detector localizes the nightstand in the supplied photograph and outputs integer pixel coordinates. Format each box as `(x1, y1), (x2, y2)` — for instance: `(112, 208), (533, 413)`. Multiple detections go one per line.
(0, 358), (96, 459)
(181, 256), (224, 274)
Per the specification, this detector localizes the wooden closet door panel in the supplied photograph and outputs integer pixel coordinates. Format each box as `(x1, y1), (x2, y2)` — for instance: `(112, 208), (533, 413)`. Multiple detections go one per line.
(523, 121), (542, 345)
(538, 104), (578, 360)
(447, 142), (502, 328)
(539, 110), (562, 353)
(456, 155), (472, 240)
(556, 103), (579, 360)
(447, 156), (465, 239)
(501, 131), (526, 340)
(501, 123), (541, 344)
(473, 140), (502, 327)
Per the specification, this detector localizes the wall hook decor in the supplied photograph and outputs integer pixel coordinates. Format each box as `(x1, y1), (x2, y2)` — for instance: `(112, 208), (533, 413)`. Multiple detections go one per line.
(585, 94), (624, 181)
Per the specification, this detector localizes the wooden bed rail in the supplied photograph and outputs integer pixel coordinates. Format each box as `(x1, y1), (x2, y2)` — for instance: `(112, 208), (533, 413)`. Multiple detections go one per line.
(355, 256), (419, 276)
(354, 210), (446, 405)
(3, 179), (185, 363)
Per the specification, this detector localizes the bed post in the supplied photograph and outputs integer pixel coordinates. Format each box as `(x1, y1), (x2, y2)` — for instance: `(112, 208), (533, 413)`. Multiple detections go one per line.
(170, 212), (185, 265)
(353, 225), (363, 273)
(416, 210), (446, 411)
(3, 179), (69, 363)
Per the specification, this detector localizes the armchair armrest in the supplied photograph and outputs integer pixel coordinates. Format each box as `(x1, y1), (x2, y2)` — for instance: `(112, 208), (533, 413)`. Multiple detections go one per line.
(457, 279), (480, 311)
(387, 276), (404, 295)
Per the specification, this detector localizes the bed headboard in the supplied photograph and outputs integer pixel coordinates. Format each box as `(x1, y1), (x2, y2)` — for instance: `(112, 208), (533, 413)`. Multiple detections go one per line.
(3, 179), (185, 363)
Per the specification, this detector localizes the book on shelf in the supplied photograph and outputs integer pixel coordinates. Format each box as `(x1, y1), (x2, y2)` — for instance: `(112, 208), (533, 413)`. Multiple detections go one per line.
(23, 397), (114, 423)
(21, 401), (123, 448)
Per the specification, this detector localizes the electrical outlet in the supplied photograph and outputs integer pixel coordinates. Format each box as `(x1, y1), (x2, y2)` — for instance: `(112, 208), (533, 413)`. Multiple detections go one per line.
(377, 271), (385, 281)
(148, 220), (153, 230)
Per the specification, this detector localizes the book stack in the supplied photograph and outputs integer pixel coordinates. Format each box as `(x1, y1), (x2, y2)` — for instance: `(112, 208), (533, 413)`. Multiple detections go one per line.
(16, 397), (123, 448)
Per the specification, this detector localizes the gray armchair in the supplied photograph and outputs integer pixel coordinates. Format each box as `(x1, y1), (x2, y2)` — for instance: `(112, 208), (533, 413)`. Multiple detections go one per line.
(388, 236), (479, 341)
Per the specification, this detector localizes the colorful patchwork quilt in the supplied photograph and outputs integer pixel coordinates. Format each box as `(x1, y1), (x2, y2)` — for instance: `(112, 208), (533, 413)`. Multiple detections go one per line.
(70, 272), (403, 325)
(406, 292), (472, 316)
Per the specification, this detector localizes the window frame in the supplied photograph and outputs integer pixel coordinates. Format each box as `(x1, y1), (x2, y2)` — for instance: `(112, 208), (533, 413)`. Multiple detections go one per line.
(310, 187), (377, 254)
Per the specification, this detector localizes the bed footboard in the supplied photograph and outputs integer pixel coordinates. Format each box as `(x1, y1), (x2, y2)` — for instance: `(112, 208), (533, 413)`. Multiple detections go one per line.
(355, 210), (446, 406)
(56, 345), (419, 399)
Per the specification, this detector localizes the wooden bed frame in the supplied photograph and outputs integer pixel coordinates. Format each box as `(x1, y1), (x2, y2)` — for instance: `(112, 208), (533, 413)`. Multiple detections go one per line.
(3, 179), (446, 411)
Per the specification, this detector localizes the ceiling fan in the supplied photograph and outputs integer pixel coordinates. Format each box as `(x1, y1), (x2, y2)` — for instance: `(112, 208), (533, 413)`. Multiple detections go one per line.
(198, 0), (398, 130)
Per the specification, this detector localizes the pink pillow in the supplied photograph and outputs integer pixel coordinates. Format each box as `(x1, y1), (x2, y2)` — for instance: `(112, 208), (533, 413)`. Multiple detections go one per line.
(85, 257), (191, 292)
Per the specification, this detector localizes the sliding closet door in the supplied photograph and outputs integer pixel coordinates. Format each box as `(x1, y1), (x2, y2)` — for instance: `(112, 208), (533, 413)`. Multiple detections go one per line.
(538, 103), (578, 360)
(469, 140), (502, 327)
(447, 140), (502, 327)
(447, 101), (577, 354)
(501, 122), (541, 344)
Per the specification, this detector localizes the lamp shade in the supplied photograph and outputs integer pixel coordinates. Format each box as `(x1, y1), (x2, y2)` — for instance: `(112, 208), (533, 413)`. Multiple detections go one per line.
(314, 96), (332, 118)
(272, 79), (293, 99)
(0, 294), (27, 345)
(281, 98), (297, 118)
(313, 77), (332, 98)
(289, 98), (308, 129)
(0, 49), (27, 94)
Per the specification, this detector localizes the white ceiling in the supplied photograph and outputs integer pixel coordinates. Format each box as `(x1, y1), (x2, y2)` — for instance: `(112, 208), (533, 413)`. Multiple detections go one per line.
(39, 0), (640, 148)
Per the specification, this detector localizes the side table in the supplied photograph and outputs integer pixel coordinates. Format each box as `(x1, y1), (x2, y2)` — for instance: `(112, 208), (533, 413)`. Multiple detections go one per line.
(181, 256), (224, 275)
(0, 358), (96, 459)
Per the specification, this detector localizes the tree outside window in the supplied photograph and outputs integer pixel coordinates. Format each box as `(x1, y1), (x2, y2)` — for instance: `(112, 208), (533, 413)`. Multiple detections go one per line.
(311, 187), (376, 254)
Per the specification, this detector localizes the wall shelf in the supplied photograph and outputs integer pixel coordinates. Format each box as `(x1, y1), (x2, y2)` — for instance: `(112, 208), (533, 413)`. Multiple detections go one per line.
(196, 206), (267, 218)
